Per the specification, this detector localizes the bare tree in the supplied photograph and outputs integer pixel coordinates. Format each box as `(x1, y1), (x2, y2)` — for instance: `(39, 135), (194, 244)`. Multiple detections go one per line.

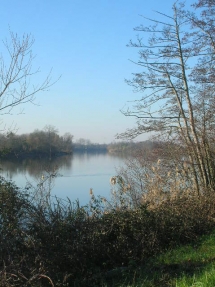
(43, 125), (59, 160)
(118, 1), (215, 193)
(0, 30), (53, 115)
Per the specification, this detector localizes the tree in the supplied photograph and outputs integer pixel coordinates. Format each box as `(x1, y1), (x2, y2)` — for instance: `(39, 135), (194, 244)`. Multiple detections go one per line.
(62, 132), (73, 153)
(0, 30), (53, 115)
(118, 1), (215, 193)
(44, 125), (59, 159)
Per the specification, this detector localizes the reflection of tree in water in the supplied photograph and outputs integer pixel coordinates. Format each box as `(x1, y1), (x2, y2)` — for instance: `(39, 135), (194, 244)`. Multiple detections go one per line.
(73, 150), (126, 162)
(73, 150), (107, 160)
(0, 155), (73, 179)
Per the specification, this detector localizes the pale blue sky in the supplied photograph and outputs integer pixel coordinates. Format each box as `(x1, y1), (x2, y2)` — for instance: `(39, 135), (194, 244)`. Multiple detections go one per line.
(0, 0), (193, 143)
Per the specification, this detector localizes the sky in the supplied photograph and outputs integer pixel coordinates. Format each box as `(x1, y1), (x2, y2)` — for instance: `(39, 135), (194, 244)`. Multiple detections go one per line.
(0, 0), (194, 143)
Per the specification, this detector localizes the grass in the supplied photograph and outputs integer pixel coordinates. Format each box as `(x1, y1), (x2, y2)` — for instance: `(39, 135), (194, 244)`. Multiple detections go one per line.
(98, 230), (215, 287)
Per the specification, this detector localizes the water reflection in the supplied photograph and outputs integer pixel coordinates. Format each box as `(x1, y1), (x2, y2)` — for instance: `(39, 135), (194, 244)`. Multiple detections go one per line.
(0, 151), (125, 205)
(0, 155), (73, 179)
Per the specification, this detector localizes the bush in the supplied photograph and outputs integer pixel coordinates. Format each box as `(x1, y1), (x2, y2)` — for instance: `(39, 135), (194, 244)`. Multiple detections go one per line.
(0, 177), (215, 286)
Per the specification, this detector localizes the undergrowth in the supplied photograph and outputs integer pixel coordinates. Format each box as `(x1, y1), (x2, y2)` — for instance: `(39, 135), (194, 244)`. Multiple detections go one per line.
(0, 175), (215, 286)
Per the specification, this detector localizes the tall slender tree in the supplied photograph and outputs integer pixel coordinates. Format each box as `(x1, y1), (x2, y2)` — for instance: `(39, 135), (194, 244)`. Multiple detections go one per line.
(119, 1), (215, 192)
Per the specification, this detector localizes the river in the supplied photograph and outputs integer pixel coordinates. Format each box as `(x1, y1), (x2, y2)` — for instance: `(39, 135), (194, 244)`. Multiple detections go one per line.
(0, 151), (126, 205)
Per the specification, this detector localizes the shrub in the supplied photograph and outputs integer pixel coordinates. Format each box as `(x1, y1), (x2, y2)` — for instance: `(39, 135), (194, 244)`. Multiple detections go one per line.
(0, 177), (215, 286)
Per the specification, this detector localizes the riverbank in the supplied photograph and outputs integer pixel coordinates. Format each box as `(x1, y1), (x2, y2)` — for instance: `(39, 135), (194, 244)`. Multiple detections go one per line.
(1, 178), (215, 286)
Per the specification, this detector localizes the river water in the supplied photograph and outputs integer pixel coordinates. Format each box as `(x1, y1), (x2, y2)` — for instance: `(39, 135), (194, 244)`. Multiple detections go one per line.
(0, 151), (126, 205)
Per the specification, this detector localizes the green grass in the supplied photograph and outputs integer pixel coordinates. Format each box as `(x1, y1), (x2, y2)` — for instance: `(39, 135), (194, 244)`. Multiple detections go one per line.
(97, 230), (215, 287)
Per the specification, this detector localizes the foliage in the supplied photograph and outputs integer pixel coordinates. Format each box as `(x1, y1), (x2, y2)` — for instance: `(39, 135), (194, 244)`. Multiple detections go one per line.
(100, 230), (215, 287)
(1, 0), (215, 286)
(0, 176), (215, 286)
(107, 140), (162, 155)
(0, 127), (73, 159)
(73, 138), (107, 152)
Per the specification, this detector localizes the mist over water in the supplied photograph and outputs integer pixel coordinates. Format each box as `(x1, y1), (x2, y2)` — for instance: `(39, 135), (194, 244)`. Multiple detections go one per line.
(0, 151), (126, 205)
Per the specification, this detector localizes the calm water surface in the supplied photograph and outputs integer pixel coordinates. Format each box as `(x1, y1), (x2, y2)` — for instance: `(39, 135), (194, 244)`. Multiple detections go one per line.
(0, 152), (126, 205)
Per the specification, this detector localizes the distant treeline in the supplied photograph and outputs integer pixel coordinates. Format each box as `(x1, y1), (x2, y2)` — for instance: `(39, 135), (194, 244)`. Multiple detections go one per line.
(73, 139), (164, 154)
(73, 138), (107, 152)
(0, 128), (73, 159)
(107, 140), (163, 155)
(0, 129), (167, 159)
